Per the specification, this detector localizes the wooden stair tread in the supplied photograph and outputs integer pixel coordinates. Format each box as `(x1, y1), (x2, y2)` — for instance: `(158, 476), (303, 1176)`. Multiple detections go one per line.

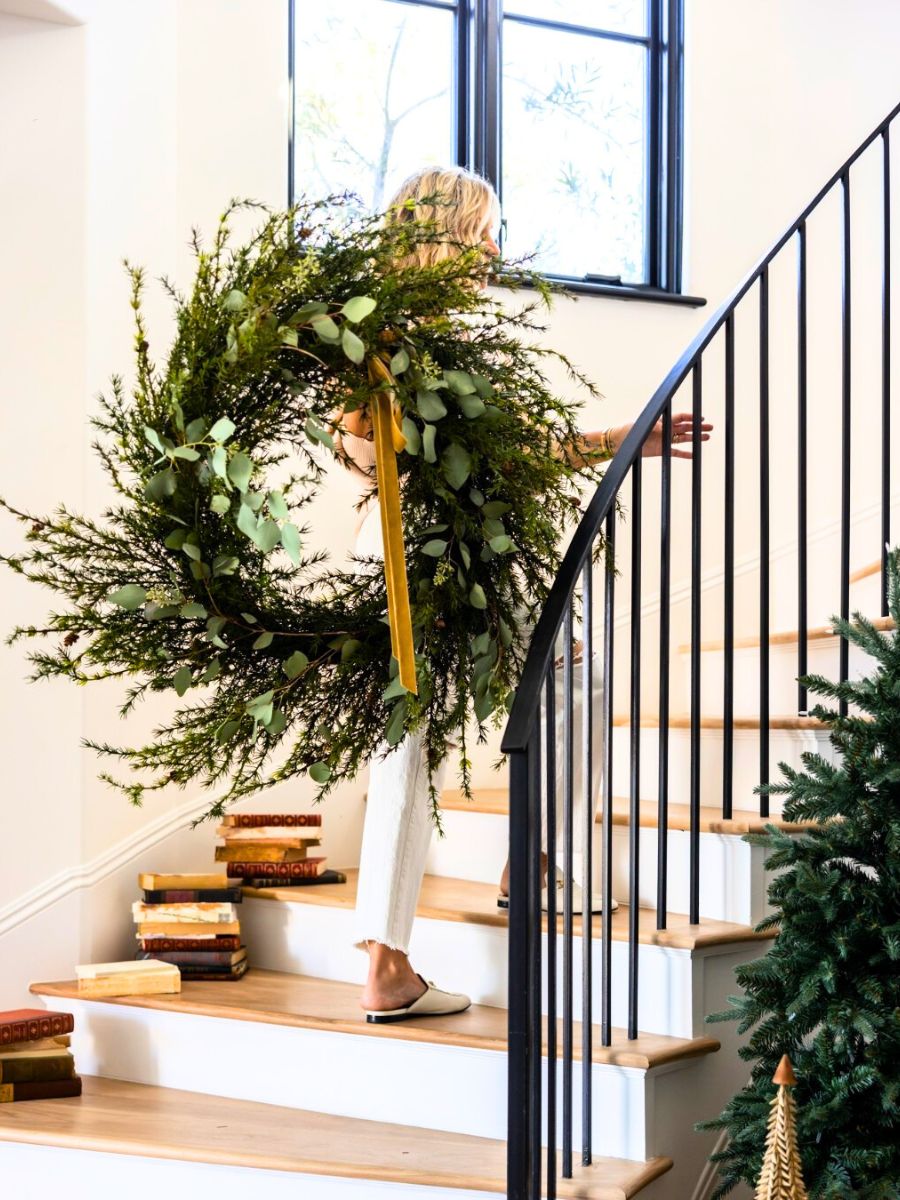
(441, 788), (816, 835)
(679, 613), (893, 654)
(612, 713), (829, 730)
(30, 969), (718, 1071)
(0, 1074), (671, 1197)
(242, 870), (773, 950)
(849, 559), (881, 583)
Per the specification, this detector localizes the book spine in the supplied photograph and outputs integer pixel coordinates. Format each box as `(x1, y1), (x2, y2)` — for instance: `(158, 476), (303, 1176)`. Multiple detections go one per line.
(136, 949), (243, 966)
(141, 889), (242, 903)
(138, 936), (242, 951)
(241, 870), (345, 887)
(223, 813), (321, 828)
(0, 1055), (75, 1084)
(226, 858), (325, 879)
(174, 961), (248, 977)
(0, 1013), (74, 1046)
(0, 1076), (83, 1102)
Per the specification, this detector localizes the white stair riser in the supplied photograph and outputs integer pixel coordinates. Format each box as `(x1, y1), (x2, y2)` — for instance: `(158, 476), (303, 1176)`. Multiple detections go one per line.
(610, 724), (833, 811)
(36, 997), (658, 1158)
(240, 899), (761, 1039)
(0, 1143), (500, 1200)
(425, 808), (769, 924)
(680, 637), (877, 719)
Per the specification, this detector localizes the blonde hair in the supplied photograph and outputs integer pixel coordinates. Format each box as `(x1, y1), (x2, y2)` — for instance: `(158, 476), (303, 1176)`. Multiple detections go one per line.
(385, 166), (500, 270)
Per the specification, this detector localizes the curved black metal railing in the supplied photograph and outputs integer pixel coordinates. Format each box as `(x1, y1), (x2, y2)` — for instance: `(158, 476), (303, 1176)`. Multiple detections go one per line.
(501, 99), (899, 1197)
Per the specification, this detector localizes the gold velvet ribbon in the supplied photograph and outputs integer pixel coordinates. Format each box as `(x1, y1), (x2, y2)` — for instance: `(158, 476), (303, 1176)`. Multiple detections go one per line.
(367, 357), (418, 695)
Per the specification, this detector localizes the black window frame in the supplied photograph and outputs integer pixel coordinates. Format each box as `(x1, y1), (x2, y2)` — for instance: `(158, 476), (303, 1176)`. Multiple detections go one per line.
(288, 0), (703, 307)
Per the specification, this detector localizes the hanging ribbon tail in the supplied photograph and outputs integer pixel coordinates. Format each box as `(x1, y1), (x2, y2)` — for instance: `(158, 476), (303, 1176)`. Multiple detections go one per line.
(371, 388), (418, 695)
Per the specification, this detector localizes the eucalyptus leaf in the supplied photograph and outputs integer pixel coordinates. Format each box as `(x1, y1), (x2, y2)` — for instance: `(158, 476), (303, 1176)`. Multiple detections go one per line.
(469, 583), (488, 610)
(279, 326), (299, 347)
(212, 554), (239, 576)
(469, 488), (485, 506)
(181, 542), (201, 561)
(173, 665), (192, 696)
(282, 649), (309, 678)
(290, 301), (328, 322)
(253, 631), (274, 649)
(401, 417), (421, 455)
(281, 521), (301, 565)
(208, 417), (236, 443)
(227, 451), (253, 492)
(180, 602), (207, 619)
(459, 542), (471, 570)
(245, 489), (266, 513)
(341, 327), (366, 364)
(145, 468), (176, 501)
(416, 390), (447, 421)
(422, 539), (448, 557)
(264, 709), (287, 737)
(185, 418), (208, 442)
(164, 529), (187, 549)
(211, 446), (229, 481)
(341, 295), (376, 322)
(341, 638), (362, 662)
(200, 657), (221, 683)
(422, 424), (437, 464)
(441, 443), (472, 490)
(458, 394), (486, 419)
(382, 675), (409, 702)
(267, 490), (289, 519)
(144, 426), (165, 454)
(471, 373), (494, 399)
(385, 698), (407, 746)
(308, 761), (331, 784)
(390, 347), (410, 374)
(223, 289), (247, 312)
(490, 534), (514, 553)
(171, 446), (201, 462)
(108, 584), (146, 610)
(311, 315), (340, 342)
(482, 501), (511, 518)
(210, 494), (231, 515)
(305, 416), (335, 450)
(474, 688), (495, 722)
(256, 520), (282, 553)
(236, 503), (259, 541)
(443, 369), (476, 395)
(241, 612), (258, 624)
(215, 719), (240, 743)
(421, 523), (449, 535)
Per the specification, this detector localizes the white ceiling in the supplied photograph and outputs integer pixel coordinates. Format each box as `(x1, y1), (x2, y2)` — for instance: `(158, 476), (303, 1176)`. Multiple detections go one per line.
(0, 0), (82, 24)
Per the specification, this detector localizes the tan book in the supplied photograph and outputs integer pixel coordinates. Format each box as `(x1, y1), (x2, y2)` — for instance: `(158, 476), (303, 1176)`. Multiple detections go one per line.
(214, 844), (312, 863)
(138, 920), (240, 937)
(76, 958), (179, 980)
(139, 872), (229, 890)
(0, 1046), (75, 1062)
(77, 971), (181, 999)
(215, 825), (322, 844)
(131, 901), (237, 924)
(0, 1035), (70, 1055)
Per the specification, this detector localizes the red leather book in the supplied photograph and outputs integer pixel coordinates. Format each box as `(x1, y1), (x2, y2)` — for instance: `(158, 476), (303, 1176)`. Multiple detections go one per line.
(0, 1010), (74, 1047)
(138, 935), (241, 952)
(0, 1076), (82, 1102)
(136, 948), (246, 967)
(226, 858), (326, 879)
(221, 813), (322, 828)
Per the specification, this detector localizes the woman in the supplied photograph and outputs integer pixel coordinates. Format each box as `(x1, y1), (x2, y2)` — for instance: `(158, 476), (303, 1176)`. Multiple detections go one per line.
(339, 166), (711, 1023)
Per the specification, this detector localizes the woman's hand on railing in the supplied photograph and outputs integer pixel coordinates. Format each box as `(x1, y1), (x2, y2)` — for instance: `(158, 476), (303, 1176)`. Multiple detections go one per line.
(602, 412), (714, 460)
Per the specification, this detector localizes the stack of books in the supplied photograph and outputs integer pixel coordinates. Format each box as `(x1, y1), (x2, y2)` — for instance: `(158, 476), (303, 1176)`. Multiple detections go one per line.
(216, 813), (345, 887)
(134, 873), (248, 980)
(0, 1008), (81, 1102)
(77, 958), (180, 997)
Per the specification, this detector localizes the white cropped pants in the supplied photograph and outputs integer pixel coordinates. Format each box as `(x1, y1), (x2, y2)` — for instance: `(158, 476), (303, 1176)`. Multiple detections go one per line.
(350, 504), (605, 955)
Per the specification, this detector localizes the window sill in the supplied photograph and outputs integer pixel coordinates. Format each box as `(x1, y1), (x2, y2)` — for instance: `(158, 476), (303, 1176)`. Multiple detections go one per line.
(509, 275), (707, 307)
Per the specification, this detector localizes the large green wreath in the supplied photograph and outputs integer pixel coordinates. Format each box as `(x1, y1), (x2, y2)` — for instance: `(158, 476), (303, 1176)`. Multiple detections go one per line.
(1, 198), (604, 827)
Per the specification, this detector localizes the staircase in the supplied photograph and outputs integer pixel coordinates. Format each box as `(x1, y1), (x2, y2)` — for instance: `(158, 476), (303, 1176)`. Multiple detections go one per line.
(3, 95), (899, 1199)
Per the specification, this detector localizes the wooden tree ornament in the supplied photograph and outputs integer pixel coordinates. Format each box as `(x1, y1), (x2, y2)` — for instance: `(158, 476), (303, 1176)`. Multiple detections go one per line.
(755, 1056), (809, 1200)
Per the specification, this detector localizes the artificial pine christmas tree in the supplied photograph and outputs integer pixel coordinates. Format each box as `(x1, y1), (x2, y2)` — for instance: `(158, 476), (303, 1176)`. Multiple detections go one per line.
(756, 1056), (808, 1200)
(701, 547), (900, 1199)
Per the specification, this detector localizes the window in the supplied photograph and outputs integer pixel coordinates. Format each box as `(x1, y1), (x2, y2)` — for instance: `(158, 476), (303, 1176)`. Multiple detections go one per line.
(289, 0), (685, 297)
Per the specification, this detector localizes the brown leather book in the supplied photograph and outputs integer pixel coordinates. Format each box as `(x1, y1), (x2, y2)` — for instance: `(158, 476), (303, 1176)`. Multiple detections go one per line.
(0, 1076), (82, 1102)
(0, 1052), (75, 1084)
(177, 959), (249, 981)
(214, 844), (312, 863)
(221, 813), (322, 828)
(137, 920), (241, 937)
(226, 858), (326, 879)
(242, 868), (347, 889)
(0, 1010), (74, 1046)
(136, 947), (246, 967)
(138, 935), (241, 952)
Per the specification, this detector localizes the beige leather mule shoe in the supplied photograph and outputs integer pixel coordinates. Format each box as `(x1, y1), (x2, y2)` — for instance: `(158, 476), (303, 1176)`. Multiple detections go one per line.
(365, 975), (472, 1024)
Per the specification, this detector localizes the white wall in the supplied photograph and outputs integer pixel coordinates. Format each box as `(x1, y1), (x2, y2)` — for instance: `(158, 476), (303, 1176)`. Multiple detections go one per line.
(1, 0), (900, 1003)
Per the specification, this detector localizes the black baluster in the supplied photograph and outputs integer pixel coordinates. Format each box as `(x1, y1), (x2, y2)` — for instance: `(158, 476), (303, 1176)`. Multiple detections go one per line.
(562, 606), (574, 1178)
(601, 512), (616, 1049)
(657, 403), (672, 925)
(544, 669), (557, 1199)
(581, 559), (593, 1165)
(690, 361), (703, 923)
(798, 222), (809, 715)
(840, 171), (851, 718)
(507, 748), (530, 1200)
(528, 728), (542, 1200)
(759, 268), (771, 817)
(883, 127), (892, 619)
(723, 317), (735, 819)
(628, 460), (642, 1039)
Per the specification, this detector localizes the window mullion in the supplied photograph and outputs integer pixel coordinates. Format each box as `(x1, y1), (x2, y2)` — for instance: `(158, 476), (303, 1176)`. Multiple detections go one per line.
(455, 0), (471, 166)
(473, 0), (502, 190)
(664, 0), (684, 292)
(646, 0), (663, 289)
